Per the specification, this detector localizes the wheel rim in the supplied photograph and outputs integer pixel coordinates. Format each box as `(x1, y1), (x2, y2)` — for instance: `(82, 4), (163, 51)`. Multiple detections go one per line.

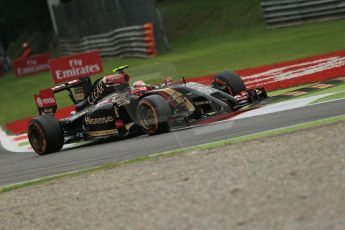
(138, 102), (158, 131)
(29, 124), (46, 154)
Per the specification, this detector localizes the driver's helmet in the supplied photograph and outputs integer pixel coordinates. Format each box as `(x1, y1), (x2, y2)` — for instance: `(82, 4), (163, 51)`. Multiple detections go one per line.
(132, 80), (150, 95)
(164, 77), (173, 86)
(132, 80), (147, 89)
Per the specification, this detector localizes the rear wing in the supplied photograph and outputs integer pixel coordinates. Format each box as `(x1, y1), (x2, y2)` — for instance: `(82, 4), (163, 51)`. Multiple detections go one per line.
(34, 72), (131, 116)
(34, 77), (92, 116)
(34, 88), (57, 116)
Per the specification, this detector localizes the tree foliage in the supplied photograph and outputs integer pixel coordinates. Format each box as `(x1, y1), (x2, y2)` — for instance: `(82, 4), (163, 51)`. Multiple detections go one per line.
(0, 0), (52, 52)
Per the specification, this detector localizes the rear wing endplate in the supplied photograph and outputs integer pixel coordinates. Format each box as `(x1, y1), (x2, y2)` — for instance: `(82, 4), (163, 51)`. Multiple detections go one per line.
(34, 88), (57, 116)
(34, 77), (92, 116)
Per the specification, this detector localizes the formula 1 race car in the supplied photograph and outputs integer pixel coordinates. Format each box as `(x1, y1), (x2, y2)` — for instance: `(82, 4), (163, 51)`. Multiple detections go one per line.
(28, 65), (267, 155)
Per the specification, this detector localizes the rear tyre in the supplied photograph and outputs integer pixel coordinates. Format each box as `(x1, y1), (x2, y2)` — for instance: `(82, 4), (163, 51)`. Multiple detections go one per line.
(211, 71), (246, 96)
(137, 95), (172, 135)
(28, 115), (64, 155)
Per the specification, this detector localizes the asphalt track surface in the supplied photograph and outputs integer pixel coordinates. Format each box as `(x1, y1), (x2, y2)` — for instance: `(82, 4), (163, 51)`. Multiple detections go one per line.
(0, 98), (345, 187)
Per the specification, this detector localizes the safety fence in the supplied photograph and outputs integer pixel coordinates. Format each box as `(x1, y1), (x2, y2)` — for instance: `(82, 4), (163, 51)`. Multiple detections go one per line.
(261, 0), (345, 28)
(59, 23), (157, 58)
(52, 0), (169, 52)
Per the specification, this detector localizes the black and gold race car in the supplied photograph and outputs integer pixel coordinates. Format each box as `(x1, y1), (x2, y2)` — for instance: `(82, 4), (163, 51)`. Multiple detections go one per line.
(28, 65), (267, 155)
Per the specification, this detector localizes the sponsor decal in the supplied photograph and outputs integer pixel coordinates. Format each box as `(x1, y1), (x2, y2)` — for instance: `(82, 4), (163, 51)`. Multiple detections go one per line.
(112, 92), (130, 104)
(42, 97), (56, 105)
(34, 89), (56, 108)
(87, 129), (118, 137)
(105, 73), (130, 84)
(36, 97), (43, 107)
(49, 50), (103, 84)
(194, 101), (211, 106)
(41, 107), (55, 115)
(12, 54), (50, 77)
(87, 81), (106, 104)
(74, 87), (86, 101)
(84, 116), (114, 125)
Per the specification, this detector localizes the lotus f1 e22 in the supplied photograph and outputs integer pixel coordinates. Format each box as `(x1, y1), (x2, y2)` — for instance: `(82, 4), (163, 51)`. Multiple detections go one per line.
(28, 65), (267, 155)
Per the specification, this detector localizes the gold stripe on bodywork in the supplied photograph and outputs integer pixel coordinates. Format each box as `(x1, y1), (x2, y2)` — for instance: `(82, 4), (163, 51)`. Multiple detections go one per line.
(125, 122), (134, 130)
(88, 129), (118, 137)
(87, 122), (134, 137)
(154, 88), (195, 112)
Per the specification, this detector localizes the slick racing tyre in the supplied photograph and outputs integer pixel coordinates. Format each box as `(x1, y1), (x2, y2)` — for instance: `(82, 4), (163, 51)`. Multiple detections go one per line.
(212, 71), (246, 96)
(28, 115), (64, 155)
(137, 95), (172, 135)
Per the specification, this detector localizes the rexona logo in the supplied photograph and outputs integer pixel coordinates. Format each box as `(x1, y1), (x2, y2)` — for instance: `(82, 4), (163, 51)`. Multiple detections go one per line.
(85, 116), (114, 125)
(49, 50), (103, 84)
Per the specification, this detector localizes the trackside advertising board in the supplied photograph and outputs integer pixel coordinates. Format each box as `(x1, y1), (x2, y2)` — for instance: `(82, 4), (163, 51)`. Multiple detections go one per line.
(12, 53), (50, 77)
(49, 50), (102, 84)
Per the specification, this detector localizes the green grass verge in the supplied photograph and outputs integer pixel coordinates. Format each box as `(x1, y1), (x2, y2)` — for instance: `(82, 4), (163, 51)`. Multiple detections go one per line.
(268, 85), (309, 96)
(268, 82), (345, 101)
(1, 114), (345, 194)
(308, 83), (345, 95)
(18, 141), (30, 147)
(311, 91), (345, 104)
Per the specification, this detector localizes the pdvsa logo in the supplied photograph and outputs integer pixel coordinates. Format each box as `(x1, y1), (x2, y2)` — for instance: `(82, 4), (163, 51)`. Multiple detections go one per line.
(36, 96), (56, 107)
(42, 98), (56, 104)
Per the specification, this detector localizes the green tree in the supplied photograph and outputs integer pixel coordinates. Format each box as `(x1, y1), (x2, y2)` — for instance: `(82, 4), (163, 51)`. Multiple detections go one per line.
(0, 0), (52, 56)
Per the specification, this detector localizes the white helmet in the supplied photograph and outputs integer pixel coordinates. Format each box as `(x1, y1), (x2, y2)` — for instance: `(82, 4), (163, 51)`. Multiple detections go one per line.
(132, 80), (147, 88)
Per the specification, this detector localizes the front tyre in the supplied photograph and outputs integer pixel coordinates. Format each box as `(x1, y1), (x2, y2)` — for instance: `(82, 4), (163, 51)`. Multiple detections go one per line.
(211, 71), (246, 96)
(137, 95), (172, 135)
(28, 115), (64, 155)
